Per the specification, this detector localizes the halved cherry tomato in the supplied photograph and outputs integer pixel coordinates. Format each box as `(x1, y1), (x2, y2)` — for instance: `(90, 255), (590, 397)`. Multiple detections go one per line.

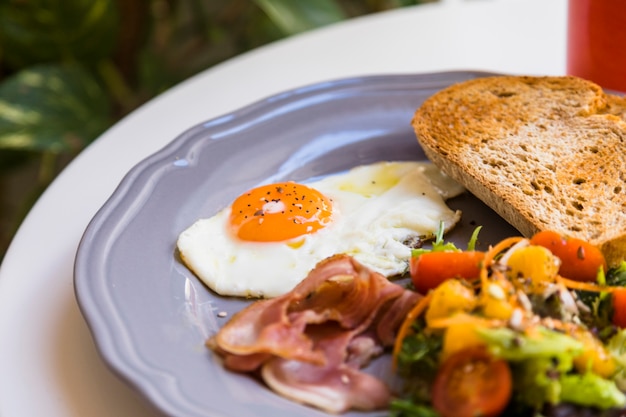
(432, 347), (512, 417)
(410, 251), (484, 294)
(612, 288), (626, 328)
(529, 230), (606, 282)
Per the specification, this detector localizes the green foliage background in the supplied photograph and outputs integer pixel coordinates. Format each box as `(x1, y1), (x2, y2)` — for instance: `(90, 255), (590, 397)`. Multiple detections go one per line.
(0, 0), (435, 261)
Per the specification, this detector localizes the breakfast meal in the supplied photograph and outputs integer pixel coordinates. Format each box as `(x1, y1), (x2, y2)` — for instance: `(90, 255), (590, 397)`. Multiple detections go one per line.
(208, 226), (626, 416)
(177, 161), (463, 298)
(178, 74), (626, 416)
(411, 75), (626, 267)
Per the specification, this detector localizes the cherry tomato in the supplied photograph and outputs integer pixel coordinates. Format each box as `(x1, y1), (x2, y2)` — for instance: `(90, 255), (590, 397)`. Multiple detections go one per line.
(529, 230), (606, 282)
(432, 347), (512, 417)
(612, 288), (626, 328)
(410, 251), (484, 294)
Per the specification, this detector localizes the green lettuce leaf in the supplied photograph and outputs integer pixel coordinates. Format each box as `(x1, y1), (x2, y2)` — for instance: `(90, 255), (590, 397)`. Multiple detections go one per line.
(478, 326), (581, 409)
(478, 326), (583, 362)
(513, 356), (563, 408)
(479, 326), (626, 410)
(559, 372), (626, 409)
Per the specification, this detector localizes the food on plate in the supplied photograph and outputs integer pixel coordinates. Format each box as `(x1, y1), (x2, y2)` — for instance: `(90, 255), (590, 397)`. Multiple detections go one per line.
(411, 75), (626, 267)
(177, 161), (463, 298)
(207, 254), (422, 413)
(392, 229), (626, 417)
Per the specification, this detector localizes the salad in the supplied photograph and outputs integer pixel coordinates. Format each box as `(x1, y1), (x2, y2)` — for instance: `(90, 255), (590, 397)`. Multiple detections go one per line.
(391, 227), (626, 417)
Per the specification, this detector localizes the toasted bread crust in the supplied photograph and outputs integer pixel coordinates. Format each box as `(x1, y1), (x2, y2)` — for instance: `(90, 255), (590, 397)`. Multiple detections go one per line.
(412, 75), (626, 266)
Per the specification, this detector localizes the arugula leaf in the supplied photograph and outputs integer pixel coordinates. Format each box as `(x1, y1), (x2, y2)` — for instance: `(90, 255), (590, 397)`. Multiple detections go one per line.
(397, 318), (442, 374)
(576, 262), (626, 332)
(411, 221), (482, 257)
(467, 225), (482, 251)
(606, 261), (626, 287)
(389, 399), (439, 417)
(395, 319), (442, 406)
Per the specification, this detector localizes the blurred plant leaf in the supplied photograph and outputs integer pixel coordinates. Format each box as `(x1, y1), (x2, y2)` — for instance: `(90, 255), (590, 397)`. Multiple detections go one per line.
(252, 0), (347, 35)
(0, 151), (32, 173)
(0, 64), (111, 154)
(0, 0), (119, 69)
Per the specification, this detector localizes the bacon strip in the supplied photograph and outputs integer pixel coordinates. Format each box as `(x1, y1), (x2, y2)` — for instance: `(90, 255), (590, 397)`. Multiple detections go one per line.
(207, 254), (421, 413)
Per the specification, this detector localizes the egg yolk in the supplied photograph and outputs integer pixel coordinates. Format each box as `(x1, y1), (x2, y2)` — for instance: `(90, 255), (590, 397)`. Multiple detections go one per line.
(229, 182), (333, 242)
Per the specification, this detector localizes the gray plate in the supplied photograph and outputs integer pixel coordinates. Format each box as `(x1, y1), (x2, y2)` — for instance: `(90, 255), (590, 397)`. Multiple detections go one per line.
(74, 71), (519, 417)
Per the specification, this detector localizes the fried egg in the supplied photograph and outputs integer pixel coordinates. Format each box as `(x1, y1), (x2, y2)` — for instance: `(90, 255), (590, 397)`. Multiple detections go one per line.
(177, 161), (464, 298)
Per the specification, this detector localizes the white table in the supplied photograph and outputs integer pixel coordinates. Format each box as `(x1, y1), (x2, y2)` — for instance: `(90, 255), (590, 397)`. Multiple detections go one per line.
(0, 0), (566, 415)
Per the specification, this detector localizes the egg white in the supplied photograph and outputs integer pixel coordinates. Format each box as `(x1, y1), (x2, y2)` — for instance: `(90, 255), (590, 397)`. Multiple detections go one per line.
(177, 161), (463, 298)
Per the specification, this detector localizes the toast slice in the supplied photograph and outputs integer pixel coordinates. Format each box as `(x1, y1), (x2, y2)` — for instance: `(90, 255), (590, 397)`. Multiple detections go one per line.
(412, 75), (626, 267)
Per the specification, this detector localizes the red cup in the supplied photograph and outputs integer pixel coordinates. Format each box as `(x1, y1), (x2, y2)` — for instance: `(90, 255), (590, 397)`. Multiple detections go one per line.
(567, 0), (626, 92)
